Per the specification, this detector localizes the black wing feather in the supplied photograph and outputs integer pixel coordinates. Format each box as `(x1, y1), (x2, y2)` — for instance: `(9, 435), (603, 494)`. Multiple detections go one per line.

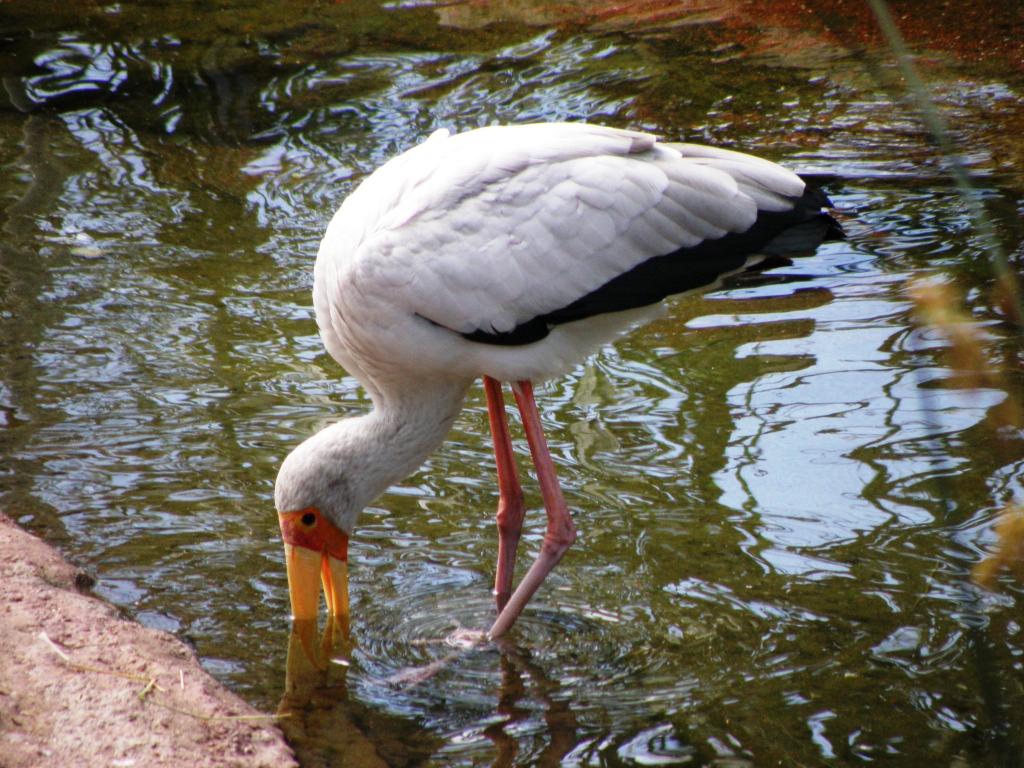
(461, 183), (843, 347)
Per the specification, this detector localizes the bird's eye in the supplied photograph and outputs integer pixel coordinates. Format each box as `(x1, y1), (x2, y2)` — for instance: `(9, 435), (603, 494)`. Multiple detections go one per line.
(301, 512), (316, 527)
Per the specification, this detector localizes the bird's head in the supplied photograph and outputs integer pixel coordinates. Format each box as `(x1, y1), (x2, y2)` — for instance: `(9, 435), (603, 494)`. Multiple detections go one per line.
(273, 400), (461, 624)
(274, 426), (362, 623)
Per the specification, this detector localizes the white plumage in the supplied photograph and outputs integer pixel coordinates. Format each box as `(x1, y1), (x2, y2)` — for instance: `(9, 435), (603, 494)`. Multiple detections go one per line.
(276, 122), (840, 638)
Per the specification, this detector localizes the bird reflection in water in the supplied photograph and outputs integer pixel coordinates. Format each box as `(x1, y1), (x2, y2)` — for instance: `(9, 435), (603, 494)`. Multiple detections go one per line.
(484, 646), (580, 767)
(278, 612), (580, 765)
(277, 617), (377, 767)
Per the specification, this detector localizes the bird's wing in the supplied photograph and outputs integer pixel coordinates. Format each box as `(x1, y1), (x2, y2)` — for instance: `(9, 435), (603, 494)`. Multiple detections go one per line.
(326, 123), (810, 340)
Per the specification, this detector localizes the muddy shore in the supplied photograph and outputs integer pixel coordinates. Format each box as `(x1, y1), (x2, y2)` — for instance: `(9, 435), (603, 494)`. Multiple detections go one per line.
(0, 513), (298, 768)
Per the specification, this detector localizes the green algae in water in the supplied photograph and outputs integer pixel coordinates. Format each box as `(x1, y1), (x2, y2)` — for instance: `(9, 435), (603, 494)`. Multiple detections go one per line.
(1, 1), (1024, 765)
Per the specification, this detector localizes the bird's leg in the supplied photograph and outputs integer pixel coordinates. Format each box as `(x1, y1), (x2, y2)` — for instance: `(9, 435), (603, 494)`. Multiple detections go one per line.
(483, 375), (526, 613)
(488, 380), (577, 639)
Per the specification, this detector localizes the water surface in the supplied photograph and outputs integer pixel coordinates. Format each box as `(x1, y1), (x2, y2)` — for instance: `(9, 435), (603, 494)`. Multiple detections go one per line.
(1, 2), (1023, 765)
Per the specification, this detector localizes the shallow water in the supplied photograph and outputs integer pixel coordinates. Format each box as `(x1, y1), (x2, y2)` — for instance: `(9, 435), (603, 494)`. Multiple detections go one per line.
(2, 2), (1023, 765)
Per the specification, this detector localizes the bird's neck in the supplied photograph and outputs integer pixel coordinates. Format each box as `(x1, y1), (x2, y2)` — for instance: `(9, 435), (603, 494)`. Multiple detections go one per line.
(329, 380), (470, 512)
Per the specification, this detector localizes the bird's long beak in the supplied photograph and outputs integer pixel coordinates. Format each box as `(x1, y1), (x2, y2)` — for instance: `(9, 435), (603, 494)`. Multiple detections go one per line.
(279, 508), (349, 622)
(282, 544), (348, 620)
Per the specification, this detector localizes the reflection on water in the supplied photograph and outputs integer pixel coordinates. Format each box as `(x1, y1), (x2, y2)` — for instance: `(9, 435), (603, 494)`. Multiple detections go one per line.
(1, 1), (1023, 765)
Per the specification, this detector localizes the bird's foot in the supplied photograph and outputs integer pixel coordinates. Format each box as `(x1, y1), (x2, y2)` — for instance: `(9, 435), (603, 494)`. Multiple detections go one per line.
(407, 622), (487, 649)
(387, 625), (488, 686)
(446, 627), (487, 648)
(387, 657), (451, 686)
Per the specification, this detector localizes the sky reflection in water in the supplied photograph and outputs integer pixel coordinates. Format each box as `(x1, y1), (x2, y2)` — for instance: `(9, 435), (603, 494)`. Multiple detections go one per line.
(1, 2), (1023, 765)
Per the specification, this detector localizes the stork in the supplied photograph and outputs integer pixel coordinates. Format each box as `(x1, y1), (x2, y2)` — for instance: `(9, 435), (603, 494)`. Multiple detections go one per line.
(274, 122), (842, 639)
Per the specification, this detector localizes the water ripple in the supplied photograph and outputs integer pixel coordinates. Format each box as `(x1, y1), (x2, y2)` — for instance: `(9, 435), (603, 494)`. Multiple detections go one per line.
(1, 5), (1023, 766)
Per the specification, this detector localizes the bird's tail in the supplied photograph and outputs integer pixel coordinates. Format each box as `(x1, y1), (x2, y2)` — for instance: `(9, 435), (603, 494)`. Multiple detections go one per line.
(761, 181), (845, 256)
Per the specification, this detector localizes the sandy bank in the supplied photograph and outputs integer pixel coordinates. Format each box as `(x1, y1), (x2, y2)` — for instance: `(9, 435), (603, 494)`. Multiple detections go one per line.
(0, 513), (298, 768)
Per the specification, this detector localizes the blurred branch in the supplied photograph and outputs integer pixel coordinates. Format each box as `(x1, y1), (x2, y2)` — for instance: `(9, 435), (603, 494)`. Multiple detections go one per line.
(866, 0), (1022, 326)
(974, 506), (1024, 589)
(867, 2), (1024, 761)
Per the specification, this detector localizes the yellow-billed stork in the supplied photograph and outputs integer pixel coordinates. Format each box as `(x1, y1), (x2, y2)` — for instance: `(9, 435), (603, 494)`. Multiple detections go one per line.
(275, 122), (843, 639)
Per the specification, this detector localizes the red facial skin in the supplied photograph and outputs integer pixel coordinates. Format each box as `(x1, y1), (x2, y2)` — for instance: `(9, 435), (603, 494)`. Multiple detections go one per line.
(278, 507), (349, 561)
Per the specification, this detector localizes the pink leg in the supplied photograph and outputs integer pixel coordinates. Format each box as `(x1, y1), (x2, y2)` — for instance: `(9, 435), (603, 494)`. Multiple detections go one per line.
(488, 380), (577, 639)
(483, 376), (526, 613)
